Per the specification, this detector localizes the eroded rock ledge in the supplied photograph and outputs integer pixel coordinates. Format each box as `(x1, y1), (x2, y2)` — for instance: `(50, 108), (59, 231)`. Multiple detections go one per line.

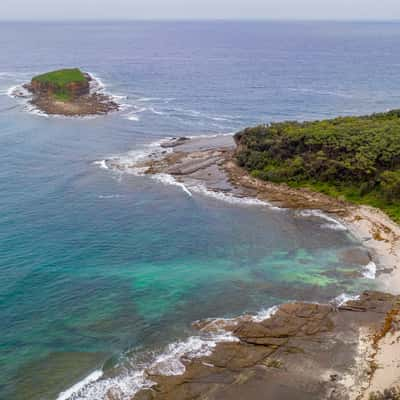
(131, 292), (400, 400)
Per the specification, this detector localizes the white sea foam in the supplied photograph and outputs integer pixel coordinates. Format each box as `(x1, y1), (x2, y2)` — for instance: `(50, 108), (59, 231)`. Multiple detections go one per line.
(172, 107), (240, 123)
(57, 331), (238, 400)
(362, 261), (377, 279)
(57, 297), (281, 400)
(153, 173), (193, 197)
(124, 106), (149, 121)
(149, 332), (238, 376)
(56, 370), (104, 400)
(95, 138), (173, 173)
(252, 305), (279, 322)
(190, 184), (280, 209)
(186, 132), (234, 139)
(7, 84), (30, 99)
(57, 369), (153, 400)
(136, 96), (162, 102)
(94, 135), (284, 207)
(296, 209), (348, 231)
(148, 106), (165, 115)
(98, 194), (123, 199)
(88, 73), (105, 92)
(93, 160), (109, 170)
(126, 113), (140, 121)
(87, 72), (131, 111)
(331, 293), (361, 307)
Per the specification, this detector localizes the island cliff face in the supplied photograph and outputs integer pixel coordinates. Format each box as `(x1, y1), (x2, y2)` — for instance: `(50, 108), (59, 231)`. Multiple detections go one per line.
(23, 68), (119, 116)
(29, 74), (90, 99)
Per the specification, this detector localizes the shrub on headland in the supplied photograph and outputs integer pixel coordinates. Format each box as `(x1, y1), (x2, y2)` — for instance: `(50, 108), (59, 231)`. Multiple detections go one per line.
(235, 110), (400, 221)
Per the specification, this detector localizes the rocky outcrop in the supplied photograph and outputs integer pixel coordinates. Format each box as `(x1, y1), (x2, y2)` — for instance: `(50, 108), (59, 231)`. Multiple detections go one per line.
(22, 70), (118, 117)
(27, 76), (90, 99)
(132, 292), (400, 400)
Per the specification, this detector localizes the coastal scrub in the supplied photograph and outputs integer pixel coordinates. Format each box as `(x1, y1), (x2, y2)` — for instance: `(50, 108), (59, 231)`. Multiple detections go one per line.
(234, 110), (400, 222)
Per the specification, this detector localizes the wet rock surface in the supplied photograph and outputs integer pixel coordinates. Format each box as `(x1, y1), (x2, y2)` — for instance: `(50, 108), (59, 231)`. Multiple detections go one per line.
(132, 292), (400, 400)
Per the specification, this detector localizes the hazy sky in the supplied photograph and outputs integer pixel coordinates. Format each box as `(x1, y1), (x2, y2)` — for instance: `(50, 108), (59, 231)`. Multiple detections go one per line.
(1, 0), (400, 21)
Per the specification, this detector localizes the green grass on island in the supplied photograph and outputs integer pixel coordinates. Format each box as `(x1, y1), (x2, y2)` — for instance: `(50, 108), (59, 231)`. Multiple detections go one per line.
(32, 68), (88, 101)
(32, 68), (87, 86)
(235, 110), (400, 222)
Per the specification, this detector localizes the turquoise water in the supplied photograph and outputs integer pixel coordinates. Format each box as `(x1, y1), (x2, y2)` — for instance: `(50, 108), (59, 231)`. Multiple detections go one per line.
(1, 21), (396, 399)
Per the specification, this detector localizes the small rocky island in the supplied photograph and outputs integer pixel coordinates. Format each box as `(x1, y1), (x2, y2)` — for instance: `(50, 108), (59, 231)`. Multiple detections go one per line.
(23, 68), (119, 116)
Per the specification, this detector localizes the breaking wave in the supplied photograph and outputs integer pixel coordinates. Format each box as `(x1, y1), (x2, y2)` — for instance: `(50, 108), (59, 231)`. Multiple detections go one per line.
(252, 305), (280, 322)
(56, 328), (239, 400)
(296, 209), (348, 231)
(55, 292), (358, 400)
(331, 293), (361, 307)
(362, 261), (377, 279)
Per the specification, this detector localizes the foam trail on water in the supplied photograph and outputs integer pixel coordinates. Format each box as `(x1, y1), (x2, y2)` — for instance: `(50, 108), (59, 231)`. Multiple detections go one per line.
(153, 174), (193, 197)
(296, 209), (347, 231)
(190, 184), (281, 209)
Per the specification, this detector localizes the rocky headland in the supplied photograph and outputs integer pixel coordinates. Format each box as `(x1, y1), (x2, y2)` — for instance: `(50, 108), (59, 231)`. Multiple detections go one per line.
(105, 134), (400, 399)
(22, 68), (119, 116)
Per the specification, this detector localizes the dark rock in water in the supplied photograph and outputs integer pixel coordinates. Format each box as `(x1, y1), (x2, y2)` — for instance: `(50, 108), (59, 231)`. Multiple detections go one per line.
(133, 291), (400, 400)
(160, 137), (190, 148)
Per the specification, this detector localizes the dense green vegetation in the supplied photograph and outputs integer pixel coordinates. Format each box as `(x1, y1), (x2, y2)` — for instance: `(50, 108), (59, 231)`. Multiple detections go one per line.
(32, 68), (88, 101)
(235, 110), (400, 221)
(32, 68), (87, 86)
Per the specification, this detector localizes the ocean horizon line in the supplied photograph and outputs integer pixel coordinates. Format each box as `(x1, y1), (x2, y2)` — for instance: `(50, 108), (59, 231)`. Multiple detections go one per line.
(1, 18), (400, 23)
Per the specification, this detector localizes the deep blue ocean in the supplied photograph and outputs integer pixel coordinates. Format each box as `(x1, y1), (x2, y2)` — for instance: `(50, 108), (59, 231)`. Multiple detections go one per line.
(1, 21), (399, 400)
